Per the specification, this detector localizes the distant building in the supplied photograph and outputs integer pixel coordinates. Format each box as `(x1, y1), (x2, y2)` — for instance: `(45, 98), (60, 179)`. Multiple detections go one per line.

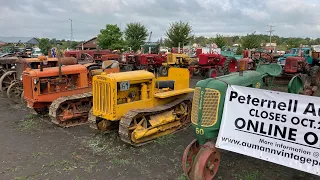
(76, 37), (98, 50)
(0, 36), (39, 46)
(264, 43), (277, 47)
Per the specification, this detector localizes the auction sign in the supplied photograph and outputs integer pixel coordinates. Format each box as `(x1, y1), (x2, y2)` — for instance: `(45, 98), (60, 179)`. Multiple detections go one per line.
(216, 85), (320, 175)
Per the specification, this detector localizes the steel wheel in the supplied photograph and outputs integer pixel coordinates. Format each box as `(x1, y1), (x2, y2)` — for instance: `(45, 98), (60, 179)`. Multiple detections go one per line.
(0, 71), (17, 96)
(7, 81), (23, 104)
(182, 139), (201, 179)
(190, 142), (220, 180)
(21, 91), (26, 104)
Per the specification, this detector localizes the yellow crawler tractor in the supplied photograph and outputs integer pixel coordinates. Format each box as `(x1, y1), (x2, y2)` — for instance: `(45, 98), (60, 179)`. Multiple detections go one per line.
(159, 53), (196, 76)
(89, 68), (194, 146)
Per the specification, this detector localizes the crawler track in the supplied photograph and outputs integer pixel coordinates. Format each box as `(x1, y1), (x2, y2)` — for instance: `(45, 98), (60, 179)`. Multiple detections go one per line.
(49, 92), (93, 127)
(119, 98), (192, 146)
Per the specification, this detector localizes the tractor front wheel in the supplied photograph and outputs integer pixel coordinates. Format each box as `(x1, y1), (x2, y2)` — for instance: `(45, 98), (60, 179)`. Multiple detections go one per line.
(189, 141), (220, 180)
(208, 69), (218, 78)
(159, 66), (168, 76)
(190, 61), (200, 76)
(310, 65), (320, 86)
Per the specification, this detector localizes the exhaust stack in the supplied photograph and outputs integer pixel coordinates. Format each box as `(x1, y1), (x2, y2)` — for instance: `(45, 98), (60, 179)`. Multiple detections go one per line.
(57, 44), (62, 81)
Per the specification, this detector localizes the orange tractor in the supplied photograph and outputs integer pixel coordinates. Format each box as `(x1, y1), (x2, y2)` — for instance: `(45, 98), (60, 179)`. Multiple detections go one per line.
(2, 56), (78, 103)
(22, 60), (120, 127)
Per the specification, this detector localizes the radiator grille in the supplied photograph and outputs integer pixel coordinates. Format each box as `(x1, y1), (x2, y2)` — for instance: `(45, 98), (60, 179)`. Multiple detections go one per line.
(93, 80), (111, 116)
(191, 87), (220, 127)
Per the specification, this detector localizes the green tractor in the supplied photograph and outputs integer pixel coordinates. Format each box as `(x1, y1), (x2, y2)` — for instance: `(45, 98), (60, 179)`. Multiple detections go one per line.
(182, 60), (311, 180)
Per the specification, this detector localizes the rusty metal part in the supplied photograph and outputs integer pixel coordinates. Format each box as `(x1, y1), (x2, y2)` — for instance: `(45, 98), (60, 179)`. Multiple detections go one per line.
(0, 70), (17, 96)
(7, 81), (23, 104)
(189, 141), (220, 180)
(182, 139), (201, 179)
(21, 91), (26, 104)
(49, 92), (93, 127)
(118, 98), (192, 146)
(60, 57), (77, 65)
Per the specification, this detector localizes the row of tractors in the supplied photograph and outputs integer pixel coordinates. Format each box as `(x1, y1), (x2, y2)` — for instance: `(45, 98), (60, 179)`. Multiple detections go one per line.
(63, 49), (240, 78)
(0, 44), (319, 179)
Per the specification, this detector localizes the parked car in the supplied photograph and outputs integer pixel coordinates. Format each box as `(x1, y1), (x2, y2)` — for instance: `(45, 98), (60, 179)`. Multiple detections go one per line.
(32, 48), (42, 58)
(0, 53), (14, 58)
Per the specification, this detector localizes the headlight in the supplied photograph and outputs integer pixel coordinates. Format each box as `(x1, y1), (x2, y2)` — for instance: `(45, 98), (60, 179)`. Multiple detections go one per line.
(20, 75), (22, 81)
(33, 79), (39, 84)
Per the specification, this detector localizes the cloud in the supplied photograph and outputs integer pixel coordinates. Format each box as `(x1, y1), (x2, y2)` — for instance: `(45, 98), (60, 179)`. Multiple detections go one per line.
(0, 0), (320, 41)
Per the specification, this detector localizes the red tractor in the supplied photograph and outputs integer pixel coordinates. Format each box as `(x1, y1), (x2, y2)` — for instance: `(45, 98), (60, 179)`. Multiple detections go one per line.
(281, 56), (319, 95)
(137, 53), (167, 72)
(189, 53), (238, 78)
(120, 53), (140, 71)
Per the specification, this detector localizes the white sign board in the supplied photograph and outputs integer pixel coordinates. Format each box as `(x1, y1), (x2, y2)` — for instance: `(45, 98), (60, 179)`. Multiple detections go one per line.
(212, 48), (221, 54)
(216, 85), (320, 175)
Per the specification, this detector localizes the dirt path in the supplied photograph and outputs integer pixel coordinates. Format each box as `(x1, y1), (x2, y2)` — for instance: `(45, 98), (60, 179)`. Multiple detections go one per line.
(0, 77), (319, 180)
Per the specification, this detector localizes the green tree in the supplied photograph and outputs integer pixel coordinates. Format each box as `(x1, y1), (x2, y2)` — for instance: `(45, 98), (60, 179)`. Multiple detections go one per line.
(214, 34), (226, 48)
(165, 21), (193, 48)
(124, 22), (148, 51)
(97, 24), (124, 50)
(241, 33), (261, 49)
(195, 36), (207, 46)
(235, 46), (243, 55)
(70, 41), (79, 49)
(285, 38), (300, 49)
(39, 38), (51, 55)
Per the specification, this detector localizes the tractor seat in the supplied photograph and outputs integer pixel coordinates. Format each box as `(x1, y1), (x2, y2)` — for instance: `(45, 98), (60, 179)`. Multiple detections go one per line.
(155, 80), (175, 89)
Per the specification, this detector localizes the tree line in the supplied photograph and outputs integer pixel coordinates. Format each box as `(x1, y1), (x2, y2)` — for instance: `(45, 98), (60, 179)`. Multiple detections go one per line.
(38, 21), (320, 55)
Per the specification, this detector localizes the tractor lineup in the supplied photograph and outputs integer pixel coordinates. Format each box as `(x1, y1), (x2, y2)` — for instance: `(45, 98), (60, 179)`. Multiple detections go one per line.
(0, 45), (319, 180)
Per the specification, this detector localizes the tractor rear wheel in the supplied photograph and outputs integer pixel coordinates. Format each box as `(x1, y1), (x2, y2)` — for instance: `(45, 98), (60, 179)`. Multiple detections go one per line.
(0, 71), (17, 97)
(222, 57), (237, 75)
(159, 66), (168, 76)
(310, 65), (320, 86)
(208, 69), (218, 78)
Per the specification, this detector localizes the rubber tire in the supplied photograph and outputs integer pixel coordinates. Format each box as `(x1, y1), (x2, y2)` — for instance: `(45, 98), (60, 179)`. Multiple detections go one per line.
(222, 57), (237, 75)
(159, 66), (168, 76)
(190, 60), (200, 76)
(208, 69), (218, 78)
(124, 65), (133, 71)
(310, 65), (320, 86)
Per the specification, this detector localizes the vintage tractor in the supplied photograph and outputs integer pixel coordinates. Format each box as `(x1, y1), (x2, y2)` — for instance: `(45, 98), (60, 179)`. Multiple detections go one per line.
(189, 53), (238, 78)
(22, 60), (120, 127)
(89, 68), (194, 146)
(5, 56), (77, 103)
(277, 45), (320, 67)
(181, 60), (312, 180)
(276, 56), (320, 94)
(121, 53), (141, 71)
(0, 57), (18, 95)
(65, 50), (111, 64)
(159, 53), (194, 76)
(101, 54), (122, 68)
(136, 53), (167, 72)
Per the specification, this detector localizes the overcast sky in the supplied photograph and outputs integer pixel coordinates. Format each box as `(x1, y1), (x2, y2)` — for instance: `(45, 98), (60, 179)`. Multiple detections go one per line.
(1, 0), (320, 41)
